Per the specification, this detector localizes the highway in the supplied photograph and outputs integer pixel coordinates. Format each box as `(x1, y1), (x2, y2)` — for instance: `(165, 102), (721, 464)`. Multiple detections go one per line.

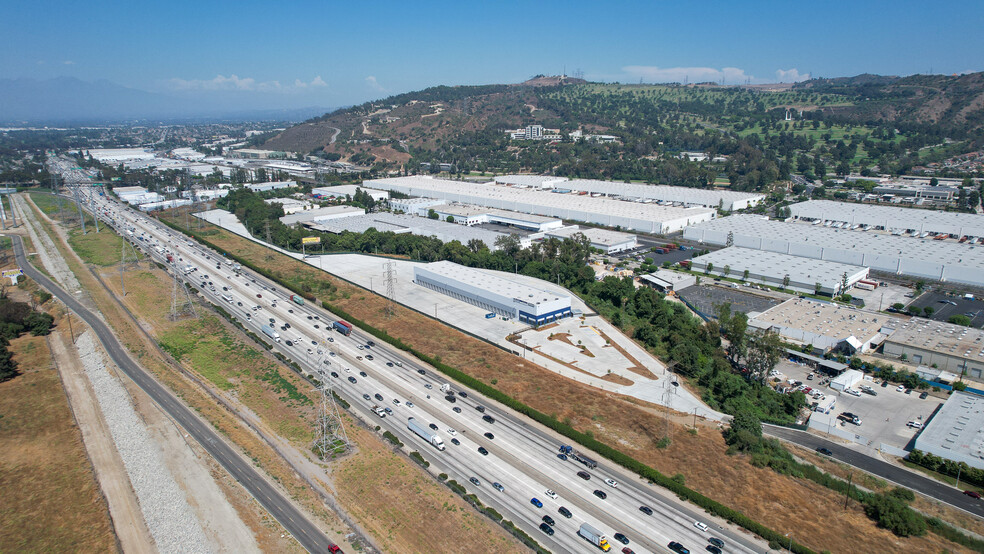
(79, 187), (770, 554)
(8, 234), (342, 553)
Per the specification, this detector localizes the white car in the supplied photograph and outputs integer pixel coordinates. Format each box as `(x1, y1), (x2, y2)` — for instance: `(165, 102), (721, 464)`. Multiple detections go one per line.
(896, 385), (907, 393)
(544, 489), (558, 499)
(846, 388), (862, 397)
(907, 421), (923, 429)
(605, 478), (619, 488)
(405, 401), (415, 408)
(694, 521), (709, 532)
(447, 428), (457, 436)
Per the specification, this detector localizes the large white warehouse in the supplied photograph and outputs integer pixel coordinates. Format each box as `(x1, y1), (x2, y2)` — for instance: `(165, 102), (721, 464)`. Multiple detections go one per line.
(414, 261), (572, 326)
(683, 215), (984, 287)
(788, 200), (984, 239)
(365, 176), (716, 234)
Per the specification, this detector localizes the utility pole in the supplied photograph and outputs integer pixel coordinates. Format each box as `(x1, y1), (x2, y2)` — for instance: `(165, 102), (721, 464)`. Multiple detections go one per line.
(73, 186), (87, 234)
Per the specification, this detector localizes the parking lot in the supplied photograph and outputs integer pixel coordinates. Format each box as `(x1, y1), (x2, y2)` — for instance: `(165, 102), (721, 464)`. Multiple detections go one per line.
(847, 282), (913, 312)
(774, 358), (944, 450)
(905, 291), (984, 328)
(677, 284), (784, 317)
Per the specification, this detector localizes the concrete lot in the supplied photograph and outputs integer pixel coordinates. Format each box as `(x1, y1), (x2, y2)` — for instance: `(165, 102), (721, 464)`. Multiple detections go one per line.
(677, 284), (784, 317)
(905, 290), (984, 328)
(848, 282), (913, 313)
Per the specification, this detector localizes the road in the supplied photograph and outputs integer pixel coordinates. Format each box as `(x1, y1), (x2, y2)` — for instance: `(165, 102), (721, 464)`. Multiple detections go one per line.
(765, 424), (984, 517)
(9, 233), (341, 553)
(84, 189), (769, 554)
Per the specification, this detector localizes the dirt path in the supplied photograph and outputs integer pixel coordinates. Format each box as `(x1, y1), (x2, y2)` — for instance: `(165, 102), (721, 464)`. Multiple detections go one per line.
(48, 327), (156, 554)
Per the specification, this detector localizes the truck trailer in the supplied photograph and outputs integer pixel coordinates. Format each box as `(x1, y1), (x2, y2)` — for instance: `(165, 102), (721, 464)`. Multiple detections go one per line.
(290, 294), (305, 306)
(407, 417), (445, 451)
(333, 320), (352, 336)
(577, 523), (611, 551)
(559, 445), (598, 469)
(261, 324), (281, 342)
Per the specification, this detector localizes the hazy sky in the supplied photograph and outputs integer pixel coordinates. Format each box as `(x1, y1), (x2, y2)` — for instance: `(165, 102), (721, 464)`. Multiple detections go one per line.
(5, 0), (983, 109)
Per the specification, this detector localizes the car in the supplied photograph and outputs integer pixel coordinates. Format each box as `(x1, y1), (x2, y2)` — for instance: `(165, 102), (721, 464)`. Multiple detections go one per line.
(447, 428), (457, 436)
(475, 405), (486, 413)
(330, 372), (339, 378)
(284, 323), (291, 328)
(386, 362), (394, 367)
(256, 294), (262, 298)
(593, 489), (607, 500)
(362, 394), (371, 401)
(708, 537), (725, 549)
(285, 340), (293, 347)
(424, 383), (433, 389)
(311, 340), (317, 345)
(417, 369), (426, 375)
(357, 345), (364, 350)
(478, 446), (489, 456)
(542, 515), (555, 526)
(558, 506), (572, 518)
(365, 355), (374, 361)
(392, 399), (401, 406)
(963, 490), (981, 499)
(846, 388), (862, 397)
(288, 309), (293, 313)
(862, 388), (878, 396)
(668, 541), (690, 554)
(307, 316), (313, 320)
(307, 348), (313, 354)
(359, 371), (368, 377)
(706, 546), (721, 554)
(613, 533), (629, 545)
(694, 521), (709, 532)
(639, 505), (653, 515)
(366, 340), (375, 347)
(545, 489), (558, 499)
(816, 447), (833, 456)
(450, 438), (460, 446)
(444, 395), (457, 403)
(557, 453), (568, 461)
(405, 401), (414, 408)
(920, 391), (929, 399)
(484, 432), (494, 440)
(313, 324), (319, 329)
(374, 393), (384, 401)
(605, 478), (619, 488)
(538, 522), (554, 536)
(452, 407), (462, 413)
(457, 391), (468, 398)
(907, 421), (923, 429)
(356, 356), (363, 361)
(469, 477), (481, 486)
(492, 482), (504, 492)
(482, 415), (495, 424)
(428, 423), (438, 431)
(530, 497), (543, 508)
(897, 384), (906, 392)
(622, 549), (635, 554)
(577, 471), (591, 480)
(347, 377), (357, 384)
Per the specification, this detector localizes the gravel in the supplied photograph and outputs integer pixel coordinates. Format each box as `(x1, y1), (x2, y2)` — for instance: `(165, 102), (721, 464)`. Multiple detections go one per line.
(77, 331), (212, 554)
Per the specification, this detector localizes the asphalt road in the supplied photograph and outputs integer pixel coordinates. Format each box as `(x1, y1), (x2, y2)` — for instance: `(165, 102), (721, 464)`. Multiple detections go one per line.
(9, 234), (339, 553)
(765, 424), (984, 517)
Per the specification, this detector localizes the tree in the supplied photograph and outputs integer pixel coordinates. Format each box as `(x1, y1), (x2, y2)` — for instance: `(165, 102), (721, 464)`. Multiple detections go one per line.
(922, 306), (934, 317)
(948, 314), (972, 327)
(446, 215), (455, 223)
(815, 282), (823, 295)
(746, 330), (783, 382)
(742, 269), (749, 281)
(841, 272), (848, 295)
(723, 265), (731, 278)
(891, 302), (905, 311)
(782, 274), (790, 290)
(0, 337), (17, 382)
(705, 262), (713, 275)
(723, 407), (762, 453)
(25, 311), (53, 336)
(427, 208), (439, 220)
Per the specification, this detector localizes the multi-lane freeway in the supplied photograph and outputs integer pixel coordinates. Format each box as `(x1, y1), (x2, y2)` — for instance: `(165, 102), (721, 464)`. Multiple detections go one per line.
(76, 187), (768, 554)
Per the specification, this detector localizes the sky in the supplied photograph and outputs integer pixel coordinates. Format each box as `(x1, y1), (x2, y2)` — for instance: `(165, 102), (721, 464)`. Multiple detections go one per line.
(4, 0), (983, 111)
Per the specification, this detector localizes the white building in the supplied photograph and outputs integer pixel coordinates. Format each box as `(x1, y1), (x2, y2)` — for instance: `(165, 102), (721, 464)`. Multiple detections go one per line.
(542, 226), (637, 254)
(265, 198), (314, 214)
(751, 297), (901, 354)
(248, 181), (297, 193)
(640, 270), (696, 293)
(280, 206), (365, 226)
(914, 392), (984, 470)
(311, 185), (389, 202)
(390, 197), (446, 215)
(787, 200), (984, 238)
(414, 261), (572, 326)
(137, 199), (192, 212)
(87, 148), (155, 163)
(431, 204), (565, 232)
(882, 319), (984, 381)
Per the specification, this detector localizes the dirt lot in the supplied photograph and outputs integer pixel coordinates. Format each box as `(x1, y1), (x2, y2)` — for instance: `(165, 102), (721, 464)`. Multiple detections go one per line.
(157, 210), (984, 553)
(0, 334), (117, 553)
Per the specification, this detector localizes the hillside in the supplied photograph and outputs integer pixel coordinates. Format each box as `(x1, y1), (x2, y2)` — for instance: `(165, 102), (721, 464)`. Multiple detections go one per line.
(264, 73), (984, 186)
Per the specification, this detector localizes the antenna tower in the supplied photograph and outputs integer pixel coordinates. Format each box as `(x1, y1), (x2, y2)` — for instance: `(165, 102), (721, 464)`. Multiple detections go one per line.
(383, 260), (397, 317)
(168, 271), (198, 321)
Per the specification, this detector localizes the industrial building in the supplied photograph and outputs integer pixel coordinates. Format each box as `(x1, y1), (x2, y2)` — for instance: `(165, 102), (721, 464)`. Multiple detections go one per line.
(366, 176), (716, 234)
(280, 205), (365, 226)
(787, 200), (984, 239)
(390, 197), (446, 215)
(688, 246), (869, 296)
(181, 188), (229, 202)
(640, 270), (696, 293)
(311, 185), (389, 202)
(414, 261), (572, 326)
(137, 199), (193, 212)
(430, 204), (564, 232)
(86, 148), (156, 162)
(750, 297), (900, 354)
(310, 213), (528, 250)
(542, 226), (638, 254)
(492, 175), (764, 211)
(683, 215), (984, 287)
(914, 392), (984, 470)
(248, 181), (297, 193)
(265, 198), (313, 214)
(113, 185), (164, 205)
(882, 319), (984, 381)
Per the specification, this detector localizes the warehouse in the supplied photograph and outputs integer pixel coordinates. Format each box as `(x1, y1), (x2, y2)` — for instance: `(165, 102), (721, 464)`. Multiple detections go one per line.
(431, 204), (564, 232)
(248, 181), (297, 193)
(311, 213), (528, 250)
(390, 197), (446, 215)
(311, 184), (389, 202)
(543, 226), (638, 254)
(683, 215), (984, 287)
(751, 297), (901, 354)
(689, 246), (869, 296)
(493, 175), (764, 211)
(137, 199), (192, 212)
(914, 392), (984, 470)
(280, 205), (365, 226)
(265, 198), (313, 214)
(414, 261), (572, 326)
(640, 270), (696, 293)
(366, 176), (716, 234)
(787, 200), (984, 238)
(882, 319), (984, 381)
(86, 148), (156, 162)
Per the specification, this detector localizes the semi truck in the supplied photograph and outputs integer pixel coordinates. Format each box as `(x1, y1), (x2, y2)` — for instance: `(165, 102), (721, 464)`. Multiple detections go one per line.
(407, 417), (445, 451)
(559, 445), (598, 469)
(290, 294), (305, 306)
(261, 324), (280, 342)
(333, 320), (352, 335)
(440, 383), (452, 394)
(577, 523), (611, 551)
(371, 405), (386, 418)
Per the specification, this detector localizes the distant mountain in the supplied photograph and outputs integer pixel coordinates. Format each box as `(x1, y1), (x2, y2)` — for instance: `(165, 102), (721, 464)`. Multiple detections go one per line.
(0, 77), (334, 125)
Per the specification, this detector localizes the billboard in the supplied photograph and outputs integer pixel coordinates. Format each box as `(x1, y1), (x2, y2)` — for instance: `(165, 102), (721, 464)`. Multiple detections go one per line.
(301, 236), (321, 245)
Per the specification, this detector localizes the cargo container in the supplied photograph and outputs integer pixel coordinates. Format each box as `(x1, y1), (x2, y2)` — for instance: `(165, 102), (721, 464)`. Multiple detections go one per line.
(333, 320), (352, 335)
(291, 294), (305, 306)
(578, 523), (611, 551)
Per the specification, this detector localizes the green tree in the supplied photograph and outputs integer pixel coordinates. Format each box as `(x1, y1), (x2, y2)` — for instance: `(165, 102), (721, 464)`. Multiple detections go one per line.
(446, 215), (455, 223)
(948, 314), (972, 327)
(746, 330), (783, 382)
(25, 311), (54, 336)
(723, 407), (762, 453)
(922, 306), (934, 317)
(427, 208), (439, 220)
(742, 269), (749, 281)
(782, 274), (790, 290)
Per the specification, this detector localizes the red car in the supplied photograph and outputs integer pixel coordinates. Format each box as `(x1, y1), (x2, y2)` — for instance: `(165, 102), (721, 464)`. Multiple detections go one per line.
(964, 490), (981, 499)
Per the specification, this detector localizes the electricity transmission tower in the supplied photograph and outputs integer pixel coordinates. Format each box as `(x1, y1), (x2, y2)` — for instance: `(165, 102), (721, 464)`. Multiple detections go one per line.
(168, 271), (198, 321)
(383, 260), (397, 318)
(119, 239), (142, 296)
(314, 380), (350, 460)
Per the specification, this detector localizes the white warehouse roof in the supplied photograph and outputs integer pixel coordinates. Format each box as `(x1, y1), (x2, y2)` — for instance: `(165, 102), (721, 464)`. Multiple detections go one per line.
(689, 246), (869, 295)
(366, 176), (715, 234)
(788, 200), (984, 238)
(915, 392), (984, 470)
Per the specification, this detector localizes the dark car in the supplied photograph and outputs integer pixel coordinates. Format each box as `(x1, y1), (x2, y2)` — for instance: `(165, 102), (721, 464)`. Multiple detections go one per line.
(482, 414), (495, 424)
(445, 395), (457, 403)
(558, 506), (572, 518)
(539, 522), (554, 536)
(484, 432), (494, 440)
(469, 477), (480, 486)
(530, 497), (543, 508)
(450, 438), (460, 446)
(593, 489), (607, 500)
(920, 391), (929, 399)
(542, 515), (555, 526)
(386, 362), (394, 367)
(492, 482), (504, 492)
(365, 354), (374, 360)
(457, 391), (468, 398)
(256, 293), (262, 298)
(613, 533), (629, 545)
(475, 405), (486, 413)
(816, 446), (833, 456)
(622, 549), (635, 554)
(668, 542), (690, 554)
(417, 369), (426, 375)
(285, 340), (293, 347)
(374, 393), (383, 401)
(577, 471), (591, 480)
(366, 340), (375, 347)
(359, 371), (368, 377)
(284, 323), (291, 328)
(557, 453), (568, 461)
(639, 505), (653, 516)
(964, 490), (982, 499)
(706, 546), (721, 554)
(708, 538), (725, 548)
(347, 377), (357, 384)
(478, 446), (489, 456)
(362, 394), (371, 401)
(330, 372), (339, 378)
(452, 406), (462, 413)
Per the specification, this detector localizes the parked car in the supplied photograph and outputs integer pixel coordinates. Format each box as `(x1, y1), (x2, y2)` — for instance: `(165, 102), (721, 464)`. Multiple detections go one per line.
(919, 391), (929, 399)
(907, 421), (923, 429)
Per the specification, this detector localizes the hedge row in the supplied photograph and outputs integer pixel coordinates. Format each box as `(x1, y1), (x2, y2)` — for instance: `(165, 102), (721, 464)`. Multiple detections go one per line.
(908, 449), (984, 489)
